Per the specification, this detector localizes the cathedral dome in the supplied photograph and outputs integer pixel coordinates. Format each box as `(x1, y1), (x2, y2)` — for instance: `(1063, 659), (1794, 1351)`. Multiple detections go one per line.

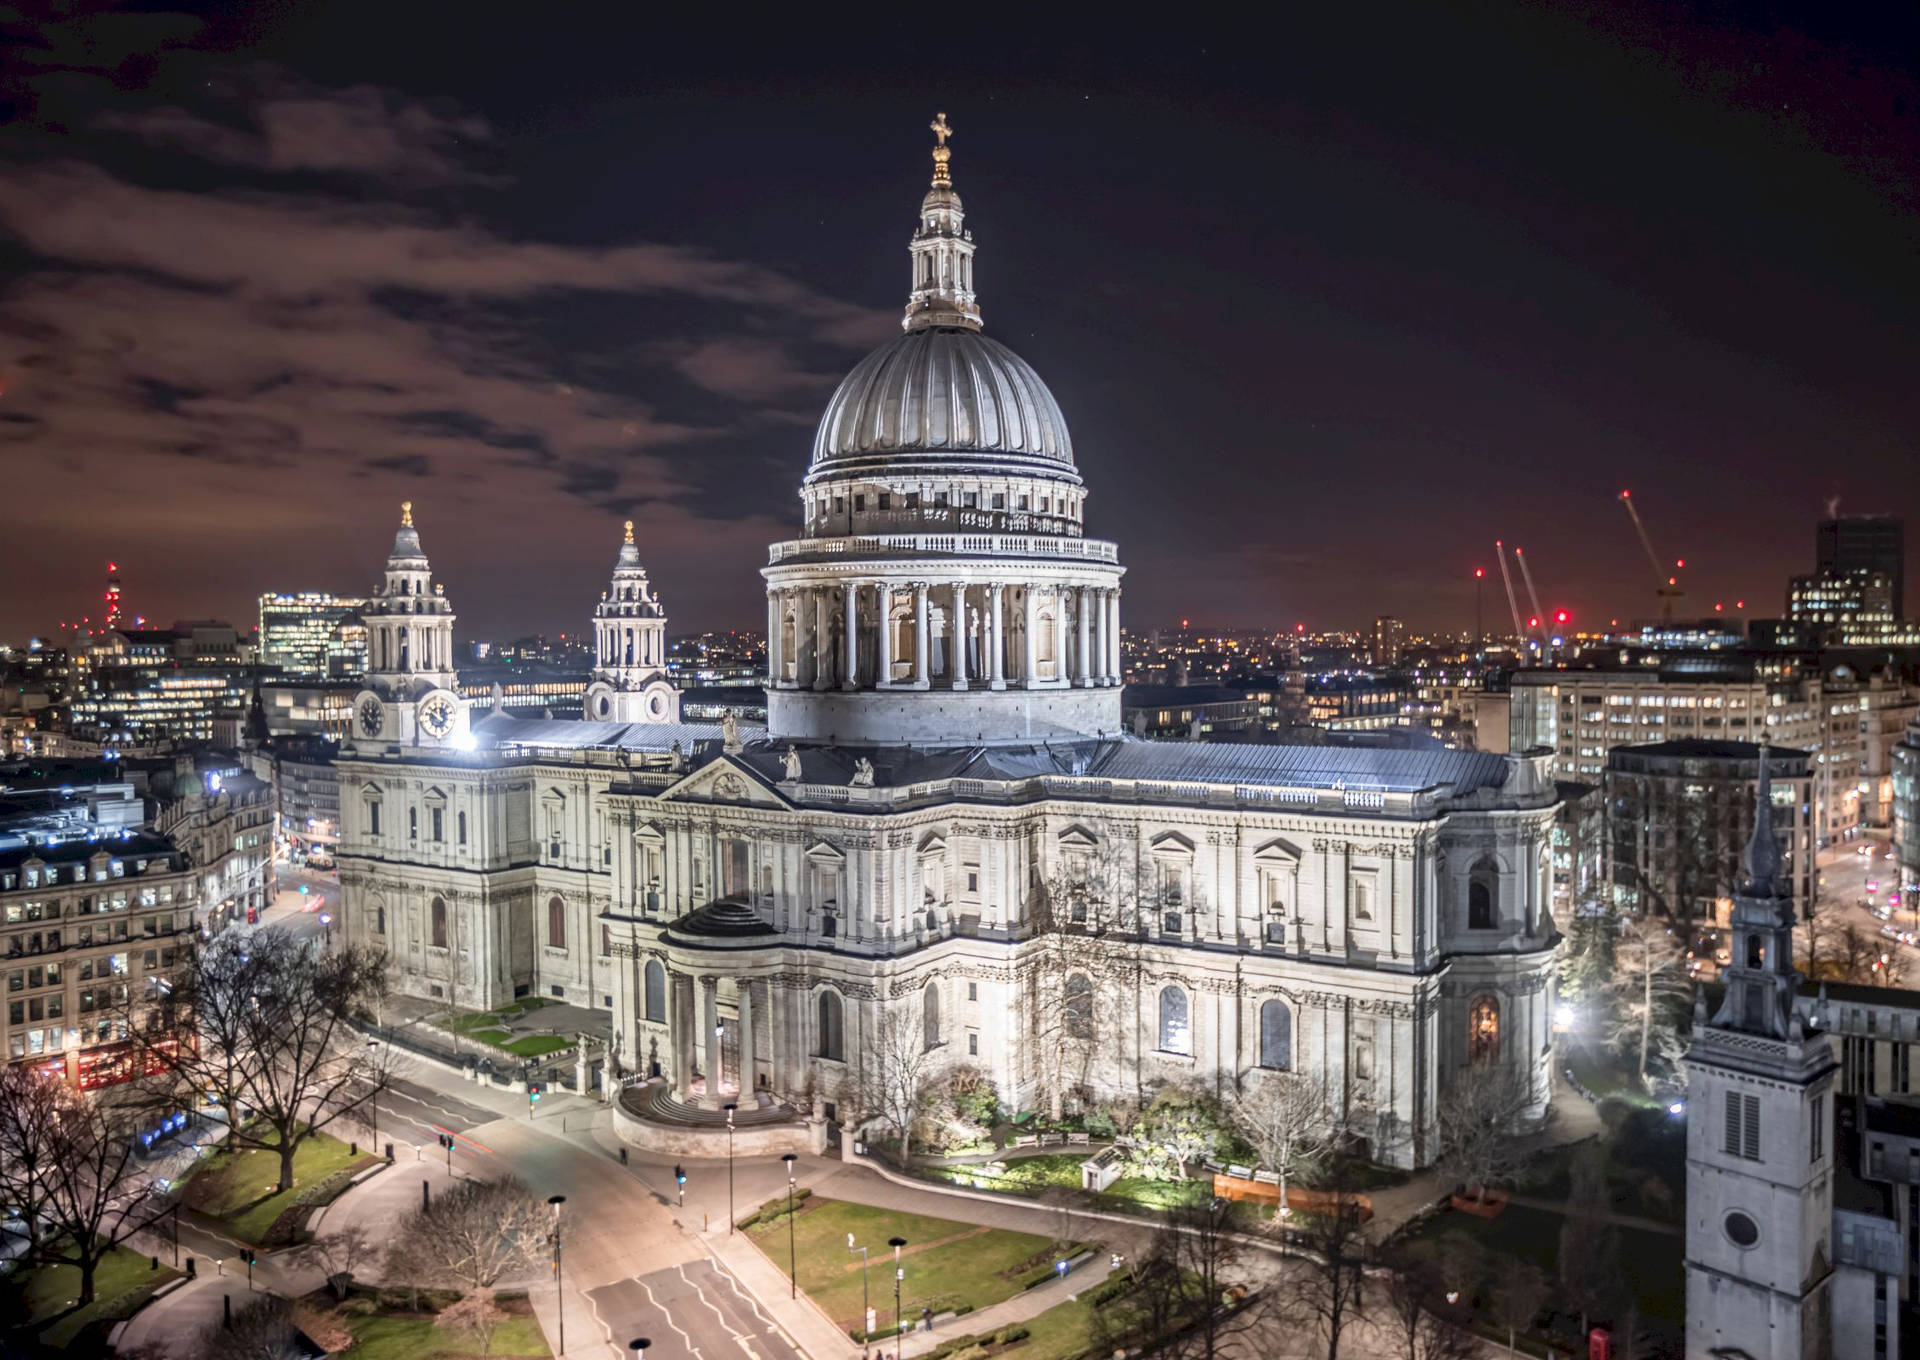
(809, 326), (1073, 476)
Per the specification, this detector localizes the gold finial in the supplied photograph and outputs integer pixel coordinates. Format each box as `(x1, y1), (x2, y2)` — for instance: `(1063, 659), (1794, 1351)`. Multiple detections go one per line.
(930, 111), (953, 186)
(623, 519), (635, 545)
(400, 500), (413, 528)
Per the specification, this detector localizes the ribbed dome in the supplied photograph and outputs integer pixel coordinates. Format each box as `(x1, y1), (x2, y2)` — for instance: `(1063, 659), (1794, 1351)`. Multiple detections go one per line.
(810, 327), (1073, 473)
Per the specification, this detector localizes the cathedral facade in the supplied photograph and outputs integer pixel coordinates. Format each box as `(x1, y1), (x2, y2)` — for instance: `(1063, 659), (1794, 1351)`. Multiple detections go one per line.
(336, 118), (1558, 1167)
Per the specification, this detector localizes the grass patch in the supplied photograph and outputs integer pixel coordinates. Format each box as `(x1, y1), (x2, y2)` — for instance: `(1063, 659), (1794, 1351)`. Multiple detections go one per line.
(1567, 1053), (1662, 1110)
(745, 1197), (1091, 1336)
(435, 999), (570, 1059)
(919, 1153), (1092, 1196)
(180, 1126), (375, 1244)
(502, 1034), (572, 1059)
(11, 1244), (179, 1347)
(344, 1311), (550, 1360)
(1097, 1176), (1208, 1213)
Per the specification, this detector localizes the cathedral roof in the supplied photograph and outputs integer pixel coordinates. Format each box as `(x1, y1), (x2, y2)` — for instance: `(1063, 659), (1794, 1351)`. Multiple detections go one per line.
(809, 327), (1074, 475)
(472, 714), (749, 752)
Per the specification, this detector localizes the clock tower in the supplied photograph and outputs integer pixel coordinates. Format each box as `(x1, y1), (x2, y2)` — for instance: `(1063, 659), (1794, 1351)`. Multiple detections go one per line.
(350, 502), (469, 751)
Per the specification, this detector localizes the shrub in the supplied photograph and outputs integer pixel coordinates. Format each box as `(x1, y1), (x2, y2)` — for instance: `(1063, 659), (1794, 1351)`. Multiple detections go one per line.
(997, 1325), (1031, 1344)
(1082, 1107), (1117, 1140)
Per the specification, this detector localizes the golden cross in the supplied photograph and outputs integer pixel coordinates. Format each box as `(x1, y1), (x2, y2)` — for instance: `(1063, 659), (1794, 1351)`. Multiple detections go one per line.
(930, 112), (952, 148)
(624, 519), (635, 545)
(400, 500), (413, 527)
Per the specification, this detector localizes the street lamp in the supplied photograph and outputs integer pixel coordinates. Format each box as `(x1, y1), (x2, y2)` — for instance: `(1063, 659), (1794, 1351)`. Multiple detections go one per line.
(847, 1233), (871, 1343)
(365, 1039), (381, 1153)
(781, 1153), (798, 1298)
(889, 1236), (908, 1360)
(547, 1195), (567, 1356)
(320, 911), (333, 947)
(724, 1102), (738, 1235)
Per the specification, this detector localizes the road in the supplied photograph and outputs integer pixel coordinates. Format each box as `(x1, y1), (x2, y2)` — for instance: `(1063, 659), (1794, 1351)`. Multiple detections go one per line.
(1815, 830), (1911, 978)
(585, 1260), (802, 1360)
(258, 860), (339, 947)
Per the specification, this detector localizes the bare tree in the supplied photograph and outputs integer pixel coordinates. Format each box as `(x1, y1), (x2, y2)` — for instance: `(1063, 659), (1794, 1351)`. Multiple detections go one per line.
(1379, 1244), (1478, 1360)
(0, 1064), (145, 1305)
(196, 1293), (307, 1360)
(1092, 1200), (1267, 1360)
(1286, 1199), (1369, 1360)
(1435, 1063), (1534, 1205)
(437, 1289), (509, 1356)
(1488, 1259), (1551, 1356)
(136, 927), (391, 1192)
(300, 1222), (376, 1301)
(1605, 916), (1691, 1093)
(1231, 1069), (1331, 1226)
(1025, 821), (1140, 1120)
(864, 1005), (932, 1166)
(390, 1176), (547, 1297)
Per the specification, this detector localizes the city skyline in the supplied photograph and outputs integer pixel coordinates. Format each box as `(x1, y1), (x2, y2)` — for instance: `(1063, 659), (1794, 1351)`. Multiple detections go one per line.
(3, 6), (1918, 642)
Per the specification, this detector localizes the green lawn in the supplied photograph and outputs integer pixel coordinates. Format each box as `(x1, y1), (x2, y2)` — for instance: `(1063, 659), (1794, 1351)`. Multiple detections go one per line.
(346, 1311), (550, 1360)
(919, 1153), (1091, 1195)
(1567, 1052), (1662, 1110)
(437, 999), (571, 1059)
(745, 1197), (1090, 1335)
(16, 1244), (179, 1347)
(181, 1126), (375, 1243)
(1017, 1294), (1103, 1360)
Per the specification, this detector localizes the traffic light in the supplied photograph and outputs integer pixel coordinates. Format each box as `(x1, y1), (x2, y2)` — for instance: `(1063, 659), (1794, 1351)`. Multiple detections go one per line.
(674, 1164), (686, 1185)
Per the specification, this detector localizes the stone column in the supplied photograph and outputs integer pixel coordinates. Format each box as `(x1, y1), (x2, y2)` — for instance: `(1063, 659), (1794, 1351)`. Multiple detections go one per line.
(1092, 587), (1109, 685)
(988, 584), (1006, 689)
(913, 583), (930, 688)
(1107, 590), (1122, 681)
(703, 977), (721, 1101)
(1076, 586), (1092, 686)
(842, 581), (859, 690)
(814, 588), (833, 691)
(1022, 587), (1039, 686)
(739, 981), (756, 1097)
(951, 582), (969, 690)
(877, 584), (895, 686)
(673, 974), (695, 1095)
(1055, 593), (1070, 685)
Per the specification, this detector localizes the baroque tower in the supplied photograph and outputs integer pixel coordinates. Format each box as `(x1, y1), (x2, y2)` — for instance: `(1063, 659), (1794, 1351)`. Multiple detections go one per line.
(350, 502), (468, 750)
(583, 520), (680, 724)
(1685, 738), (1836, 1360)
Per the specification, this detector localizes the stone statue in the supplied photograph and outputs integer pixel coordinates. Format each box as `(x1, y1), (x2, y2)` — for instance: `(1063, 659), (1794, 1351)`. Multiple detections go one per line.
(850, 756), (875, 788)
(781, 745), (803, 781)
(668, 740), (684, 772)
(722, 710), (742, 754)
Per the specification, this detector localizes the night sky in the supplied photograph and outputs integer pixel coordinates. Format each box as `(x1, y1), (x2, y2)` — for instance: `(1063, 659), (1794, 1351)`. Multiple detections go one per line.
(3, 3), (1917, 643)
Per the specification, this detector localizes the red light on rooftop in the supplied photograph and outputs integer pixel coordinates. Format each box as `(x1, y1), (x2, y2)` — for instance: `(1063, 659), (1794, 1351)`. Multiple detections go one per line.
(1675, 558), (1685, 569)
(1473, 567), (1485, 579)
(1528, 616), (1540, 629)
(1554, 610), (1569, 624)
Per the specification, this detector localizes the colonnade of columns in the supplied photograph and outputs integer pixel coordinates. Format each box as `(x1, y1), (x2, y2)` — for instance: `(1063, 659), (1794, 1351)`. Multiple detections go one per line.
(670, 971), (764, 1103)
(767, 579), (1121, 691)
(596, 619), (663, 669)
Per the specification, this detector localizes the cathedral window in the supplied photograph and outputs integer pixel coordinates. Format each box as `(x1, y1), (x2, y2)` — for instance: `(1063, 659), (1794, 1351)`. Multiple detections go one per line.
(408, 807), (418, 841)
(644, 961), (666, 1024)
(457, 811), (467, 846)
(1063, 973), (1093, 1041)
(1811, 1093), (1824, 1164)
(1259, 1000), (1292, 1070)
(1467, 994), (1500, 1063)
(367, 801), (382, 837)
(1746, 935), (1764, 969)
(854, 494), (865, 512)
(431, 807), (444, 843)
(1468, 858), (1498, 930)
(547, 896), (566, 950)
(923, 984), (941, 1050)
(1722, 1091), (1761, 1161)
(375, 907), (386, 935)
(817, 990), (845, 1062)
(430, 896), (448, 949)
(1350, 872), (1376, 922)
(1158, 986), (1191, 1056)
(722, 839), (751, 902)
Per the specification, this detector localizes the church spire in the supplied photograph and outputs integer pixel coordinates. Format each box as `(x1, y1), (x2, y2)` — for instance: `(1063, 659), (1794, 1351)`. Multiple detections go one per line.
(903, 111), (982, 333)
(1710, 735), (1800, 1037)
(1740, 734), (1783, 897)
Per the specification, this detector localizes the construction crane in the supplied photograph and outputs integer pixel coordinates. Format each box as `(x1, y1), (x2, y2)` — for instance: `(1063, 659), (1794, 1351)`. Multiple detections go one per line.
(1493, 540), (1525, 644)
(1514, 546), (1546, 649)
(1616, 490), (1685, 623)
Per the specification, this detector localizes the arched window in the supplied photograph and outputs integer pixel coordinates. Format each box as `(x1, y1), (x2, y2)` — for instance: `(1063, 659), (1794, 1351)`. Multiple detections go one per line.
(408, 806), (419, 841)
(1468, 858), (1498, 930)
(547, 896), (566, 950)
(817, 990), (845, 1062)
(457, 811), (467, 846)
(375, 906), (386, 935)
(1468, 995), (1500, 1064)
(1159, 985), (1191, 1056)
(1063, 973), (1094, 1041)
(923, 984), (941, 1050)
(430, 896), (448, 949)
(644, 960), (666, 1024)
(1259, 1000), (1292, 1070)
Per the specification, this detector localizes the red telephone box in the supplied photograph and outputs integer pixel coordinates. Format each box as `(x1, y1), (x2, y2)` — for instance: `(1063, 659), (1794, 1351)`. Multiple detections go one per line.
(1589, 1327), (1611, 1360)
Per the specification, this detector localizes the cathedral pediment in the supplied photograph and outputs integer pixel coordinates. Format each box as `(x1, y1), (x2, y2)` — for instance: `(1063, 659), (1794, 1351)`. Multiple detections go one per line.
(657, 758), (788, 808)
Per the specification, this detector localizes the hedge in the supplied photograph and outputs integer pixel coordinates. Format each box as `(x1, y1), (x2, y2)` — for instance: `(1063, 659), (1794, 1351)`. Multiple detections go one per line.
(737, 1186), (812, 1230)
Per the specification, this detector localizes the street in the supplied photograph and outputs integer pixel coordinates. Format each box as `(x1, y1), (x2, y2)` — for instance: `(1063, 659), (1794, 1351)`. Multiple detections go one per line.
(586, 1260), (803, 1360)
(258, 860), (340, 948)
(1814, 829), (1911, 978)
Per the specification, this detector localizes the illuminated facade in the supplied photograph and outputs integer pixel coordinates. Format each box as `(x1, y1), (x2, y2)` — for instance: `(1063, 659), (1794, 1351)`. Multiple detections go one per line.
(259, 592), (369, 680)
(338, 120), (1559, 1168)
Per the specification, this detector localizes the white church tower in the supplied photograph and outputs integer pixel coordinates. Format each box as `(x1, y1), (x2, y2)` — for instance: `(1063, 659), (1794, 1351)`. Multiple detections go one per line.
(1685, 738), (1837, 1360)
(350, 501), (469, 751)
(582, 520), (680, 724)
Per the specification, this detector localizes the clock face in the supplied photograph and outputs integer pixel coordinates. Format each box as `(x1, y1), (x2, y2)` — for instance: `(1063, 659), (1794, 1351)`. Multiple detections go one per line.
(418, 693), (456, 739)
(357, 696), (384, 738)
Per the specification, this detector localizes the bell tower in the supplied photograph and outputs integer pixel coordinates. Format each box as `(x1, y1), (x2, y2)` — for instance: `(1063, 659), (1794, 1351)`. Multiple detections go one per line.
(1684, 738), (1836, 1360)
(350, 503), (468, 750)
(582, 520), (680, 724)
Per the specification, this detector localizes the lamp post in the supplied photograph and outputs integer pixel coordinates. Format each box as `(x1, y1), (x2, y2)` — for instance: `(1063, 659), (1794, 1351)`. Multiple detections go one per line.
(724, 1102), (738, 1234)
(320, 911), (332, 947)
(847, 1233), (870, 1344)
(547, 1195), (566, 1357)
(888, 1236), (908, 1360)
(781, 1153), (798, 1298)
(365, 1039), (381, 1153)
(628, 1341), (651, 1359)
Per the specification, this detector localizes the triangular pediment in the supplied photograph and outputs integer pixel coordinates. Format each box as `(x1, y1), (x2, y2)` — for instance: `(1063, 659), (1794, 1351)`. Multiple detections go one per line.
(657, 758), (788, 808)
